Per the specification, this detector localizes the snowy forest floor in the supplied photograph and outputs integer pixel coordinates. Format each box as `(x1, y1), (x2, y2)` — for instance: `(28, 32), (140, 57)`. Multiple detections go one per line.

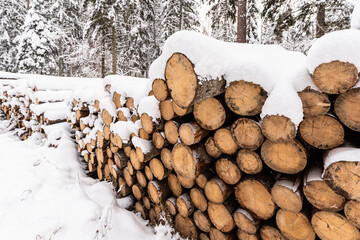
(0, 119), (182, 240)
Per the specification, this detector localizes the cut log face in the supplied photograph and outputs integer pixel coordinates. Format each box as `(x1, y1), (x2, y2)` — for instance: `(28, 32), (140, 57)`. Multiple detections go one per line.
(172, 100), (191, 117)
(132, 183), (145, 200)
(194, 210), (212, 233)
(303, 180), (345, 212)
(141, 113), (155, 134)
(215, 158), (242, 185)
(312, 61), (358, 94)
(334, 88), (360, 132)
(323, 161), (360, 201)
(123, 167), (135, 187)
(344, 200), (360, 228)
(199, 233), (210, 240)
(165, 53), (198, 109)
(213, 128), (239, 155)
(236, 150), (263, 175)
(225, 80), (267, 116)
(174, 214), (199, 240)
(235, 179), (276, 220)
(168, 173), (183, 197)
(233, 208), (258, 235)
(209, 227), (235, 240)
(271, 181), (302, 213)
(172, 143), (211, 180)
(165, 197), (177, 216)
(177, 174), (196, 189)
(152, 78), (168, 101)
(147, 180), (170, 205)
(102, 109), (113, 126)
(160, 99), (176, 121)
(205, 137), (222, 158)
(190, 187), (208, 212)
(260, 225), (287, 240)
(312, 211), (360, 240)
(149, 157), (168, 181)
(207, 202), (235, 233)
(299, 115), (344, 149)
(261, 115), (296, 142)
(161, 148), (173, 170)
(152, 132), (167, 149)
(144, 166), (153, 181)
(261, 140), (307, 174)
(277, 210), (315, 240)
(196, 170), (214, 189)
(231, 118), (264, 151)
(113, 91), (122, 109)
(164, 120), (179, 145)
(176, 193), (194, 218)
(236, 229), (258, 240)
(179, 122), (209, 146)
(194, 98), (226, 131)
(204, 177), (232, 204)
(298, 88), (331, 117)
(136, 171), (147, 188)
(134, 201), (147, 220)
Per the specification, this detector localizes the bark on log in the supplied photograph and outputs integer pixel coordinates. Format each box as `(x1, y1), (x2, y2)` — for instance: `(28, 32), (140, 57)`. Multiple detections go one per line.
(261, 140), (307, 174)
(194, 98), (226, 131)
(311, 211), (360, 240)
(261, 115), (296, 142)
(225, 80), (267, 116)
(236, 150), (263, 175)
(312, 61), (358, 94)
(231, 118), (264, 151)
(165, 52), (225, 109)
(334, 87), (360, 132)
(298, 88), (331, 117)
(215, 157), (242, 185)
(277, 209), (315, 240)
(213, 128), (239, 155)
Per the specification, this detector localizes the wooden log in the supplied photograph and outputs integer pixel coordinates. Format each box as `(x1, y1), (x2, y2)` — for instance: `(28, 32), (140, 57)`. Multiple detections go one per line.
(125, 97), (135, 112)
(177, 174), (196, 189)
(195, 169), (214, 189)
(261, 115), (296, 142)
(152, 132), (168, 149)
(124, 145), (132, 157)
(193, 98), (226, 131)
(117, 109), (128, 121)
(143, 196), (151, 210)
(174, 214), (199, 240)
(204, 137), (222, 158)
(215, 157), (241, 185)
(161, 148), (173, 170)
(147, 180), (170, 205)
(344, 200), (360, 228)
(149, 157), (169, 181)
(139, 128), (150, 140)
(118, 176), (131, 197)
(298, 87), (331, 117)
(132, 183), (146, 200)
(312, 211), (360, 240)
(190, 187), (208, 212)
(103, 125), (110, 141)
(261, 139), (307, 174)
(144, 165), (153, 181)
(207, 201), (235, 233)
(123, 167), (136, 187)
(271, 178), (303, 213)
(140, 113), (163, 134)
(135, 142), (161, 163)
(114, 151), (128, 169)
(148, 208), (157, 226)
(95, 148), (107, 164)
(312, 60), (358, 94)
(233, 208), (259, 235)
(323, 161), (360, 201)
(110, 164), (121, 179)
(236, 230), (258, 240)
(209, 228), (236, 240)
(199, 233), (210, 240)
(160, 99), (177, 120)
(213, 128), (239, 155)
(235, 179), (275, 220)
(168, 173), (183, 197)
(204, 177), (232, 204)
(172, 142), (212, 180)
(225, 80), (267, 116)
(152, 78), (168, 102)
(236, 150), (263, 175)
(164, 120), (179, 145)
(112, 91), (122, 109)
(231, 118), (264, 151)
(172, 100), (192, 117)
(176, 193), (194, 218)
(194, 210), (212, 233)
(136, 171), (147, 188)
(165, 52), (225, 109)
(165, 197), (177, 216)
(299, 115), (344, 149)
(303, 167), (345, 212)
(134, 201), (147, 220)
(334, 87), (360, 132)
(179, 122), (210, 146)
(276, 209), (315, 240)
(130, 149), (143, 171)
(260, 225), (287, 240)
(101, 109), (113, 126)
(126, 161), (134, 175)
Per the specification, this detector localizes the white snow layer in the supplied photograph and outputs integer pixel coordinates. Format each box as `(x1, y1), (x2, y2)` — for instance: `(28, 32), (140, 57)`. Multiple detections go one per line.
(352, 1), (360, 30)
(104, 75), (152, 107)
(149, 31), (317, 127)
(0, 122), (182, 240)
(304, 167), (323, 186)
(307, 29), (360, 74)
(138, 96), (161, 122)
(323, 147), (360, 170)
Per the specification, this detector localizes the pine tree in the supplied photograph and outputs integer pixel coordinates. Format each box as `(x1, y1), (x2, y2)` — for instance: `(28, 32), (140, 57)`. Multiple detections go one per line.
(0, 0), (25, 72)
(16, 0), (58, 75)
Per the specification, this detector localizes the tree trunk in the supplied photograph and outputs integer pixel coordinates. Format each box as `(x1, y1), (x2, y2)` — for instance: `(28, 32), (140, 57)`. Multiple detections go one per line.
(237, 0), (247, 43)
(316, 4), (326, 38)
(111, 25), (117, 74)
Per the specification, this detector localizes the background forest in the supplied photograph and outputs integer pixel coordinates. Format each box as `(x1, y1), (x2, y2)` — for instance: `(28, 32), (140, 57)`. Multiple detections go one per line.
(0, 0), (356, 78)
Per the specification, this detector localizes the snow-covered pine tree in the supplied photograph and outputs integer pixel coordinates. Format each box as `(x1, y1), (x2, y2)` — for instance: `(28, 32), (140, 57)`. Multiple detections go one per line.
(0, 0), (25, 72)
(161, 0), (200, 41)
(246, 0), (260, 43)
(16, 0), (58, 75)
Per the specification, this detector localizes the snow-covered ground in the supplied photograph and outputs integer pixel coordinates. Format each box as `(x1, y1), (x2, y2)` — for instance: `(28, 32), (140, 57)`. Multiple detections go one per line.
(0, 120), (180, 240)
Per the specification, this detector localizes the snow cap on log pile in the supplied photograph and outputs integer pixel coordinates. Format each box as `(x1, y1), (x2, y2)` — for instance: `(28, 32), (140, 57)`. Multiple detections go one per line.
(149, 30), (316, 127)
(110, 120), (142, 144)
(323, 147), (360, 170)
(103, 75), (151, 108)
(138, 95), (161, 123)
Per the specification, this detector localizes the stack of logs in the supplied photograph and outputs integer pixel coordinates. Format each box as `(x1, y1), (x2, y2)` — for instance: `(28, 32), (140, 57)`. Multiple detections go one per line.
(73, 54), (360, 240)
